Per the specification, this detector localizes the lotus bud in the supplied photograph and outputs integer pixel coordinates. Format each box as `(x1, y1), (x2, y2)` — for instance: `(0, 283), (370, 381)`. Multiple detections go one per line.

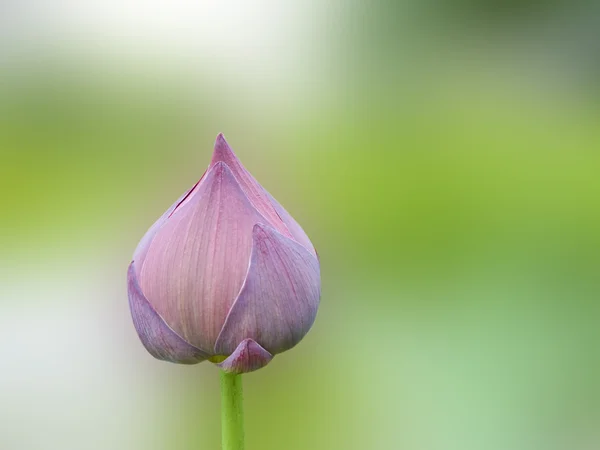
(127, 134), (321, 374)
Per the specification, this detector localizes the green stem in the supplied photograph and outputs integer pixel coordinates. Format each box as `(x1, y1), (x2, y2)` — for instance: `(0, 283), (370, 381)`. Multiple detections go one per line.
(220, 371), (244, 450)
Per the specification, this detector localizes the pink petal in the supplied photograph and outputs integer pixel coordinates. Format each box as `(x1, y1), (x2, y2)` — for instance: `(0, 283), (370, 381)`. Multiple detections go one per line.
(127, 262), (208, 364)
(132, 178), (204, 278)
(217, 339), (273, 374)
(211, 134), (292, 238)
(139, 162), (268, 352)
(214, 223), (321, 356)
(265, 191), (316, 256)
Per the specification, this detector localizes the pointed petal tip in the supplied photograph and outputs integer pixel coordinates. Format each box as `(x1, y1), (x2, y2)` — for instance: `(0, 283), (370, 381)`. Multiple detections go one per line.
(206, 160), (243, 190)
(252, 222), (313, 255)
(252, 222), (268, 238)
(211, 133), (237, 166)
(209, 137), (295, 239)
(217, 339), (273, 374)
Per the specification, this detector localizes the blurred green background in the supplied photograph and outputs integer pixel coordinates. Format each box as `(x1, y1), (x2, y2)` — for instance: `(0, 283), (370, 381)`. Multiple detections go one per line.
(1, 1), (599, 449)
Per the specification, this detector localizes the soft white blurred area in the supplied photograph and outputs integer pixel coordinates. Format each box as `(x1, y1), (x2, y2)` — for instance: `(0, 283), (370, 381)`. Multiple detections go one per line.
(1, 266), (146, 449)
(0, 0), (325, 101)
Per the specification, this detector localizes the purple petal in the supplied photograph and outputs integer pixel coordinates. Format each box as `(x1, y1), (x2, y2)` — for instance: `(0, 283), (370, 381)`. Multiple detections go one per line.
(217, 339), (273, 374)
(139, 162), (268, 352)
(127, 262), (208, 364)
(211, 134), (292, 238)
(132, 177), (204, 278)
(265, 191), (316, 257)
(214, 223), (321, 356)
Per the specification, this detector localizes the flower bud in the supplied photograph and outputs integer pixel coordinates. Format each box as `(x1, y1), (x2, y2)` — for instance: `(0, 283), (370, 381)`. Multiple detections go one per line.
(127, 134), (320, 373)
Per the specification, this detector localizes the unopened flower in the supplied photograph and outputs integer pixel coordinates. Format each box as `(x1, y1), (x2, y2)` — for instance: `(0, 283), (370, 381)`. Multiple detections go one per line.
(127, 134), (320, 373)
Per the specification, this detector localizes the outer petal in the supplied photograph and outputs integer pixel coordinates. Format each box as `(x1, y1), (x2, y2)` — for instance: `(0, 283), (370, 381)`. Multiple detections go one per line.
(140, 162), (268, 352)
(211, 134), (292, 239)
(127, 262), (208, 364)
(265, 191), (316, 257)
(214, 223), (321, 356)
(217, 339), (273, 374)
(132, 176), (204, 278)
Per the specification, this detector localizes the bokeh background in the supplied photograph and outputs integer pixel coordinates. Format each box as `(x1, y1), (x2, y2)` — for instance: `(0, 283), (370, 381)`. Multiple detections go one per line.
(1, 1), (599, 449)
